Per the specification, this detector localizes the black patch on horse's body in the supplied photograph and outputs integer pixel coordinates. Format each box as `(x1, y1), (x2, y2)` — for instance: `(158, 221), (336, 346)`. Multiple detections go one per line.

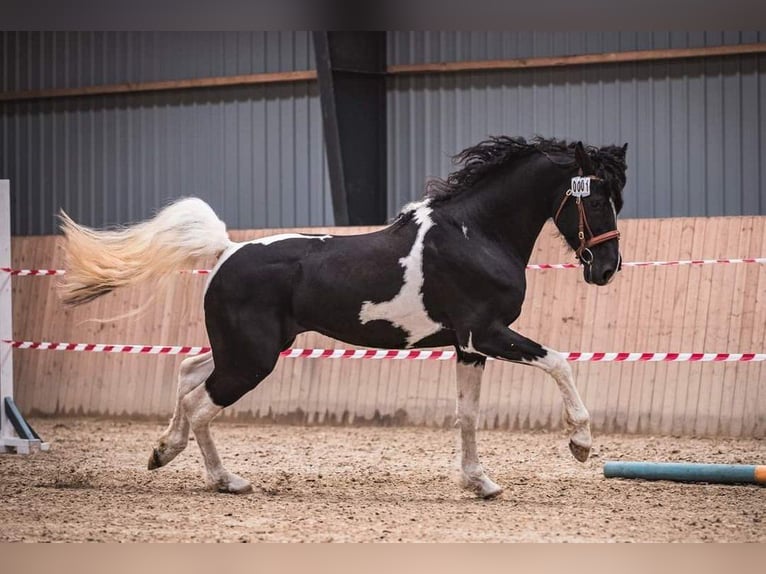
(204, 136), (627, 407)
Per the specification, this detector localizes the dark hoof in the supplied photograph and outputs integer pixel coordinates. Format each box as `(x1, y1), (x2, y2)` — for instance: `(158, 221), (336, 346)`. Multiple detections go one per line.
(147, 448), (164, 470)
(569, 440), (590, 463)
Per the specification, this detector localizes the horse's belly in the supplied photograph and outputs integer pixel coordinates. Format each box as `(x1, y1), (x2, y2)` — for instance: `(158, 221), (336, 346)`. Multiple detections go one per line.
(311, 319), (451, 351)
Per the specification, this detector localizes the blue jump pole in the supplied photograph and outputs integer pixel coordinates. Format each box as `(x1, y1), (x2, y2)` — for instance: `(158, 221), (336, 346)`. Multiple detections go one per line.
(604, 461), (766, 485)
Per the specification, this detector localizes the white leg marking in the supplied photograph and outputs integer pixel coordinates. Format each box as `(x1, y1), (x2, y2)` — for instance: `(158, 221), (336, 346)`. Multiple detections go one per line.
(359, 201), (444, 346)
(182, 385), (253, 494)
(150, 352), (214, 470)
(461, 224), (469, 239)
(525, 347), (592, 462)
(455, 361), (503, 498)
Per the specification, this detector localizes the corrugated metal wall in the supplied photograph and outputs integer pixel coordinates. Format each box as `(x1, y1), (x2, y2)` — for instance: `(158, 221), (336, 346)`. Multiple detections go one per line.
(0, 32), (332, 235)
(2, 32), (765, 233)
(386, 31), (766, 219)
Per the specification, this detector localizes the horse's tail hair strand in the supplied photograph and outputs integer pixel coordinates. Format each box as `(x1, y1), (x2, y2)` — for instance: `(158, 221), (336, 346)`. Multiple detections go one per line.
(58, 197), (231, 306)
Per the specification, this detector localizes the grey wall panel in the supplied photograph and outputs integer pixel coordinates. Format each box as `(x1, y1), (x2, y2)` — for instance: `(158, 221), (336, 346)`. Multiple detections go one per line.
(3, 32), (766, 233)
(0, 31), (331, 235)
(388, 31), (766, 65)
(386, 32), (766, 219)
(1, 32), (316, 92)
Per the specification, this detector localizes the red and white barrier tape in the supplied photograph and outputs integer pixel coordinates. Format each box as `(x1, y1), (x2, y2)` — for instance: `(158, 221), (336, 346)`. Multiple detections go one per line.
(3, 340), (765, 362)
(4, 340), (211, 355)
(0, 267), (211, 276)
(527, 257), (766, 270)
(1, 267), (65, 276)
(4, 258), (766, 276)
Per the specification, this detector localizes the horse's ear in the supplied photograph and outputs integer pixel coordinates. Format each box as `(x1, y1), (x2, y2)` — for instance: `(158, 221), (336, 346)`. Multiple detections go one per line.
(574, 141), (595, 175)
(617, 142), (629, 158)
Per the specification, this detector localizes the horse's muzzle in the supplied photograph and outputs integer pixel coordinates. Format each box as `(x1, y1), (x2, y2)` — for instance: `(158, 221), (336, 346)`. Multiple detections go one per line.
(583, 251), (621, 286)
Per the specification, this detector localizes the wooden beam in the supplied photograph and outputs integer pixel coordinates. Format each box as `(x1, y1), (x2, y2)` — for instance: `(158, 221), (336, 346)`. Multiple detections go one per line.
(1, 42), (764, 103)
(388, 42), (766, 75)
(0, 69), (317, 102)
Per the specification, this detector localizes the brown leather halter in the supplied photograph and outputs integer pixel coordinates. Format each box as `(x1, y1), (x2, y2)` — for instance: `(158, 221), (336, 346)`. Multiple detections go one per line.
(553, 176), (621, 264)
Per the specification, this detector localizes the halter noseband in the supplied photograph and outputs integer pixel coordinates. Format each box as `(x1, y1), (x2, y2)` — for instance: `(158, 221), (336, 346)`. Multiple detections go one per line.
(553, 175), (621, 264)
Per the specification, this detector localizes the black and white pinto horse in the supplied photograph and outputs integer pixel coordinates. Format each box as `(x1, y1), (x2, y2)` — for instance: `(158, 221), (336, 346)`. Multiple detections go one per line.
(60, 136), (627, 499)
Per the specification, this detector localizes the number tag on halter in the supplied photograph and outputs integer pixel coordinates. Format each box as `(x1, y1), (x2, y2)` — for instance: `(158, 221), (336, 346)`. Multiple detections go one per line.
(570, 177), (591, 198)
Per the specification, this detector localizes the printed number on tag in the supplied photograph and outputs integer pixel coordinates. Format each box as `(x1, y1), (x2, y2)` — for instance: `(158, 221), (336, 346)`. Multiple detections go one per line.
(570, 177), (591, 198)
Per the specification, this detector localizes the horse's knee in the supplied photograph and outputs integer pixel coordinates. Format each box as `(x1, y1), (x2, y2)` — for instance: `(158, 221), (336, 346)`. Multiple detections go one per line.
(542, 350), (572, 380)
(468, 327), (546, 364)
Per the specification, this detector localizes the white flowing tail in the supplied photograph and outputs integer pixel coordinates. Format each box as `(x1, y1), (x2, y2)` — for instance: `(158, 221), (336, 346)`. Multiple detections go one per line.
(59, 197), (231, 306)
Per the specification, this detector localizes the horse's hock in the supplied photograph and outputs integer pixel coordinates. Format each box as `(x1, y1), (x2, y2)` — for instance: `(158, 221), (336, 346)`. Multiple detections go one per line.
(9, 217), (766, 439)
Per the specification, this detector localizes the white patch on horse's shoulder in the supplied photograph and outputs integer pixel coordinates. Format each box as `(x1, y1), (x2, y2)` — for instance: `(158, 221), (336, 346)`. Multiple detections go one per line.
(359, 201), (444, 347)
(205, 233), (331, 292)
(461, 224), (469, 239)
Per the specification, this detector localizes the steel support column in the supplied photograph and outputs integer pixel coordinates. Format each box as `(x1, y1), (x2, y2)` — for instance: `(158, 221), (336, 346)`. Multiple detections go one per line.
(313, 32), (387, 226)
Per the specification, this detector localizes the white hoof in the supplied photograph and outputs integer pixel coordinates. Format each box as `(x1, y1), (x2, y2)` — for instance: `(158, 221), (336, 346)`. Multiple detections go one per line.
(461, 473), (504, 499)
(210, 472), (253, 494)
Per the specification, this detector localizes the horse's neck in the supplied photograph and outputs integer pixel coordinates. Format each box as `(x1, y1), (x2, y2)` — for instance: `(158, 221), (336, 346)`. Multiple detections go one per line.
(440, 162), (564, 264)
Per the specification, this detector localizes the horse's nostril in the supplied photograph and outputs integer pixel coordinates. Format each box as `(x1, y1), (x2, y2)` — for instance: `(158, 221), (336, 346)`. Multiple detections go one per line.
(602, 268), (615, 283)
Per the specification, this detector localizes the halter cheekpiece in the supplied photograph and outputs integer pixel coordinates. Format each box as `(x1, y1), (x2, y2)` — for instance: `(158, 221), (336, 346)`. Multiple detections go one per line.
(554, 173), (621, 263)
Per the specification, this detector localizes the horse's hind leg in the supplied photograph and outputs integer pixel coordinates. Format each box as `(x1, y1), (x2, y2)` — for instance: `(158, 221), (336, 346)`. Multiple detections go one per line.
(180, 377), (254, 494)
(148, 351), (214, 470)
(181, 316), (287, 493)
(454, 353), (503, 499)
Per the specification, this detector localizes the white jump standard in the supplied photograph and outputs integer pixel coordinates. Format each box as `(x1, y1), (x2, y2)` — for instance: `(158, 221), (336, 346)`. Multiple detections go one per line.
(0, 180), (49, 454)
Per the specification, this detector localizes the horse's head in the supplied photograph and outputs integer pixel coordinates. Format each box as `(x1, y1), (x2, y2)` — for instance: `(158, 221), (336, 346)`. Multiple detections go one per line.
(553, 141), (627, 286)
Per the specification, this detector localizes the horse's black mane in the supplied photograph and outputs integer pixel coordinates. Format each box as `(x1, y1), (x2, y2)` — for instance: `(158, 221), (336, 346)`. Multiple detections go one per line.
(426, 136), (626, 212)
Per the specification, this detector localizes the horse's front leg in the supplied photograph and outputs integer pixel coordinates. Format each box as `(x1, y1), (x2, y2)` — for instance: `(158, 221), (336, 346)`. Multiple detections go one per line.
(454, 352), (503, 499)
(471, 325), (592, 462)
